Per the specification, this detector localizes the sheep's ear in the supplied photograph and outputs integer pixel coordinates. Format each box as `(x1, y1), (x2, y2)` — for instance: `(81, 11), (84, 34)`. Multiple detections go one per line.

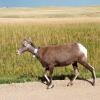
(24, 37), (32, 42)
(28, 37), (32, 42)
(24, 37), (28, 41)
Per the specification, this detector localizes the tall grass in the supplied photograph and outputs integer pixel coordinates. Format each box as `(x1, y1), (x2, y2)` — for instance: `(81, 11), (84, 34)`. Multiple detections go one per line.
(0, 22), (100, 83)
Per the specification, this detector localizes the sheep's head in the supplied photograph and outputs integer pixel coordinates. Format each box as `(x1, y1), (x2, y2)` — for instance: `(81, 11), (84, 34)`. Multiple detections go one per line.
(17, 38), (35, 55)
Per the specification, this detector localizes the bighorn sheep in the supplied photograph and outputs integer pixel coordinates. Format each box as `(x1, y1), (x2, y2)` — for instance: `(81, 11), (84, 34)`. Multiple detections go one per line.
(17, 38), (96, 89)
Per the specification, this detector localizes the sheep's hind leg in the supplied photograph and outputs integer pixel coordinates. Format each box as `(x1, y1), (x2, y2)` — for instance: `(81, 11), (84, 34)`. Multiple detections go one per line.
(67, 62), (79, 86)
(79, 61), (96, 86)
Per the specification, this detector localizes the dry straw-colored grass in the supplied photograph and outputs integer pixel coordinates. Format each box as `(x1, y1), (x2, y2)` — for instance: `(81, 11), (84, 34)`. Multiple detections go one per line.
(0, 6), (100, 18)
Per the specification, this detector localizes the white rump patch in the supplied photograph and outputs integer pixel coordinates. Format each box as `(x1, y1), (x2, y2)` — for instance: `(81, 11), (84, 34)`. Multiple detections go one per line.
(78, 43), (87, 58)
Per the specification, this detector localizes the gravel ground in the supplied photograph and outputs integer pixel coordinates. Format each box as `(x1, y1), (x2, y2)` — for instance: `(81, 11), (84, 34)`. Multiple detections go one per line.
(0, 79), (100, 100)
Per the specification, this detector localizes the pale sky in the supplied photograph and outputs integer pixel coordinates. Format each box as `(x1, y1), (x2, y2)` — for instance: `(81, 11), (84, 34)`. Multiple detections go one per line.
(0, 0), (100, 7)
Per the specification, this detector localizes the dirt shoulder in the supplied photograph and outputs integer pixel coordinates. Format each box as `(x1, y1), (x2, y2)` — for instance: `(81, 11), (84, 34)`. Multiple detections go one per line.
(0, 79), (100, 100)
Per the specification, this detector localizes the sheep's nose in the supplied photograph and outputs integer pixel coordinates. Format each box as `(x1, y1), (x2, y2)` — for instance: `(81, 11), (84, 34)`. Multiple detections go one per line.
(16, 50), (21, 55)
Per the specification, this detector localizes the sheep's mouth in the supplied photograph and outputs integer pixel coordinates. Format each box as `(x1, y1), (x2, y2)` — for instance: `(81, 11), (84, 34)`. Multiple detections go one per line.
(16, 50), (22, 55)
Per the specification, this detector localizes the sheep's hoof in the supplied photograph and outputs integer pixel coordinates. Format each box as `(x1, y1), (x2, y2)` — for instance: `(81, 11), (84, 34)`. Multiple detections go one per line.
(67, 82), (73, 86)
(92, 82), (95, 86)
(47, 84), (54, 89)
(41, 80), (48, 85)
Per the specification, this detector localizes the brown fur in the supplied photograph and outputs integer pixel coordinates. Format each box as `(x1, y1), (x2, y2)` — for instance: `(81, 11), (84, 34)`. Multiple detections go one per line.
(38, 43), (82, 68)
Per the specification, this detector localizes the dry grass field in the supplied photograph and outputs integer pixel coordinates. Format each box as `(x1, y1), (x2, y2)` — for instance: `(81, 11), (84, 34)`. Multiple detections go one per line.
(0, 6), (100, 18)
(0, 17), (100, 24)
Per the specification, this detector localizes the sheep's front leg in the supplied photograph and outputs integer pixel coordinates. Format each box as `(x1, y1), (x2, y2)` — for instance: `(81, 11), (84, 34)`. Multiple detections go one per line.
(44, 67), (54, 89)
(44, 70), (50, 84)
